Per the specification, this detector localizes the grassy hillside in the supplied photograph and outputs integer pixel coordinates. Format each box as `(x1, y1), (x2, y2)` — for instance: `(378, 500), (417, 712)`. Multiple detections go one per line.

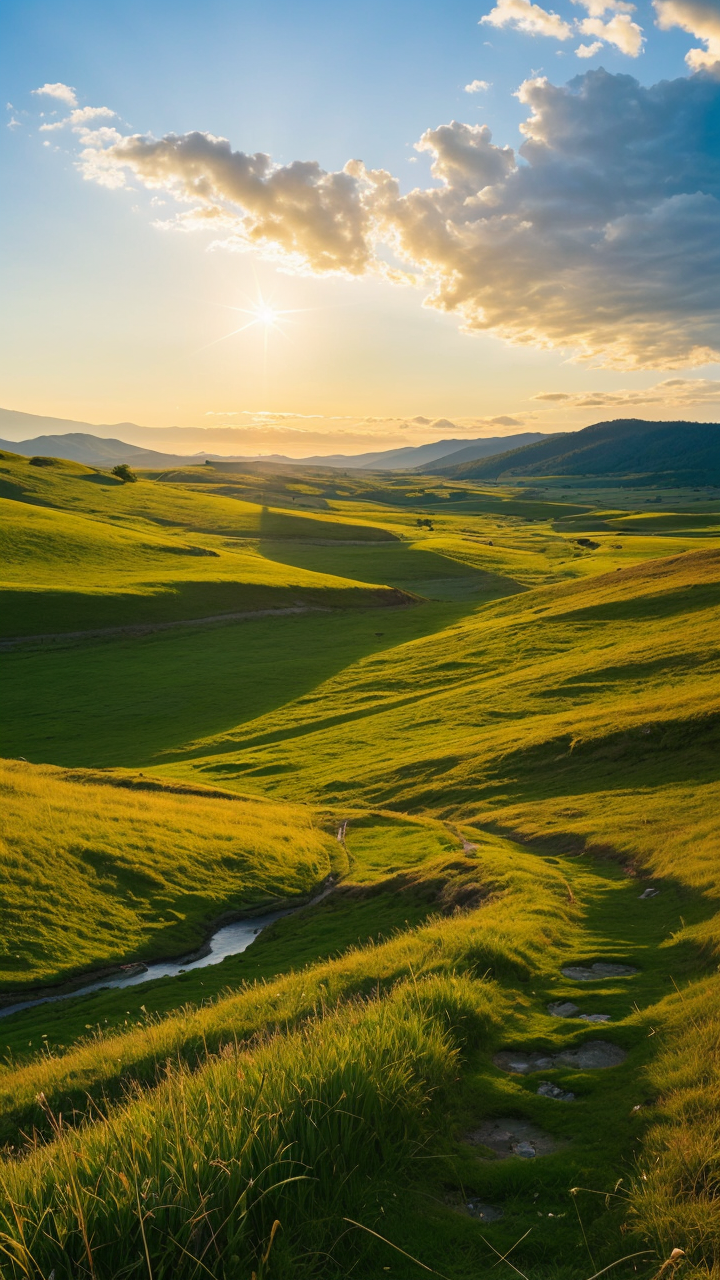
(0, 451), (395, 541)
(1, 464), (719, 1278)
(0, 760), (335, 991)
(162, 548), (720, 813)
(0, 453), (416, 636)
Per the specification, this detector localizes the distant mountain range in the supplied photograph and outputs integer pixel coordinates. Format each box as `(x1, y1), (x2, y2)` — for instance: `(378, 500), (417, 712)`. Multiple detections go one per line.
(433, 418), (720, 485)
(0, 432), (223, 469)
(0, 407), (546, 471)
(6, 408), (715, 482)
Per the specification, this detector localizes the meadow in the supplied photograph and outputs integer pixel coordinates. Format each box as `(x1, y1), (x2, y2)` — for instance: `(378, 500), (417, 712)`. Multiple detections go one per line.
(0, 447), (719, 1278)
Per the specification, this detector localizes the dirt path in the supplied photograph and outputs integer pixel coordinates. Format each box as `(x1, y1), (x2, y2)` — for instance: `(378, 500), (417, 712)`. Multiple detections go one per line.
(0, 605), (331, 651)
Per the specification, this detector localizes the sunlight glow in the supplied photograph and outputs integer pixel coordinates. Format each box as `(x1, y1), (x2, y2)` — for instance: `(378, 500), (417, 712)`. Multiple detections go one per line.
(198, 290), (309, 356)
(255, 306), (279, 327)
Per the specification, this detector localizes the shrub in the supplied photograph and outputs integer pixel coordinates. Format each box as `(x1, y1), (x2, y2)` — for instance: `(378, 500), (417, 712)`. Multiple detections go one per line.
(111, 463), (137, 483)
(28, 456), (57, 467)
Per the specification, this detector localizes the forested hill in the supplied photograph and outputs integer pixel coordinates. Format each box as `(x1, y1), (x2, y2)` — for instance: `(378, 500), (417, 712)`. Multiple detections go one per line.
(435, 419), (720, 484)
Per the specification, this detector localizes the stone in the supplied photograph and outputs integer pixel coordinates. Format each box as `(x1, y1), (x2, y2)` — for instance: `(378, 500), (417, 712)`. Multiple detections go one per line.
(513, 1141), (536, 1158)
(639, 888), (659, 899)
(561, 962), (638, 981)
(548, 1001), (581, 1018)
(494, 1040), (626, 1074)
(579, 1013), (611, 1023)
(465, 1201), (503, 1222)
(537, 1081), (575, 1101)
(555, 1040), (626, 1069)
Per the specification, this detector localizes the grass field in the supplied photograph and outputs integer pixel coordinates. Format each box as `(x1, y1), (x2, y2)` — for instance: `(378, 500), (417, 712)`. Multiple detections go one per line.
(0, 453), (719, 1278)
(0, 759), (336, 990)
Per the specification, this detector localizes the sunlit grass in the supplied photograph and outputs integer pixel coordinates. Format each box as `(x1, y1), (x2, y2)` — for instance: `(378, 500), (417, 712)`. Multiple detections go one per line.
(0, 760), (335, 990)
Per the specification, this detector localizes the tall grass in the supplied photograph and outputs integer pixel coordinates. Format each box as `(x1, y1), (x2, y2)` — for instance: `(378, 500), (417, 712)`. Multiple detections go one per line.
(0, 838), (568, 1145)
(0, 976), (481, 1279)
(631, 980), (720, 1278)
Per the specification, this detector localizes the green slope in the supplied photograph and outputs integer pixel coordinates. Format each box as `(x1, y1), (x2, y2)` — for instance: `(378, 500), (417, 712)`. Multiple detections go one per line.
(0, 453), (413, 636)
(1, 470), (719, 1279)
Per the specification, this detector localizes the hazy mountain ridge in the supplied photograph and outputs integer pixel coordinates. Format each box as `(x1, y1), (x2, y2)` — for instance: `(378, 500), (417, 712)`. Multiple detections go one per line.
(414, 432), (548, 472)
(433, 418), (720, 483)
(0, 407), (547, 471)
(0, 433), (221, 469)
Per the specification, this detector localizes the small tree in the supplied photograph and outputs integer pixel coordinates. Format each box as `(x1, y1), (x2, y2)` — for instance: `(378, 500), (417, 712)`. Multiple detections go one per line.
(111, 464), (137, 483)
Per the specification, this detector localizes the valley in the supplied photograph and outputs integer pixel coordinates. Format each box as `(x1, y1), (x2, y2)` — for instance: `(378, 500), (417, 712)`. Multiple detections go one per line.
(0, 443), (719, 1278)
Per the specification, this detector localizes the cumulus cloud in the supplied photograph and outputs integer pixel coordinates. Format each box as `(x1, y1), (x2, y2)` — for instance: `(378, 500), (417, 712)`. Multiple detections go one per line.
(578, 12), (644, 52)
(67, 66), (720, 369)
(653, 0), (720, 67)
(479, 0), (646, 57)
(79, 130), (374, 272)
(40, 104), (117, 132)
(533, 378), (720, 406)
(32, 82), (77, 107)
(465, 79), (491, 91)
(480, 0), (574, 38)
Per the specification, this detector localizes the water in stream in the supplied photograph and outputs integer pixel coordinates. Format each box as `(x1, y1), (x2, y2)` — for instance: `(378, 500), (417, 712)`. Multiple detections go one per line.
(0, 910), (288, 1020)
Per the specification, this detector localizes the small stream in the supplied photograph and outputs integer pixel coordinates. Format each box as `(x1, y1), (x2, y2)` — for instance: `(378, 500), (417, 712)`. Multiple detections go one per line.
(0, 886), (333, 1020)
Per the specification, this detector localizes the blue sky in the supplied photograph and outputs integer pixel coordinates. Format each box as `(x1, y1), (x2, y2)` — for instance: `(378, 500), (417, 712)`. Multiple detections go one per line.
(1, 0), (718, 454)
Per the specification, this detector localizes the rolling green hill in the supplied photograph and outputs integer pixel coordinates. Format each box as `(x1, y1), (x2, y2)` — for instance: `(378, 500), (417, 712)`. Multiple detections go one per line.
(0, 463), (719, 1280)
(0, 451), (413, 636)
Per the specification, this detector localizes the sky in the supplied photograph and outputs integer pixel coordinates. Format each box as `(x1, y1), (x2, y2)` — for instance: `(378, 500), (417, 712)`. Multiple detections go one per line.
(1, 0), (719, 457)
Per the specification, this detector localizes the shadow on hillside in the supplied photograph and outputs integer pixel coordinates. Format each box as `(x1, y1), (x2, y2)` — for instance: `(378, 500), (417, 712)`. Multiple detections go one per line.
(469, 709), (720, 807)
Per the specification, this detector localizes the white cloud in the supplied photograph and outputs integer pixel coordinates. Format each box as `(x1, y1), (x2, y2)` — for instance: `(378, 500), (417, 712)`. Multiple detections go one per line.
(653, 0), (720, 67)
(67, 66), (720, 369)
(579, 12), (645, 52)
(465, 79), (491, 92)
(480, 0), (645, 54)
(40, 105), (117, 133)
(32, 82), (78, 108)
(480, 0), (573, 39)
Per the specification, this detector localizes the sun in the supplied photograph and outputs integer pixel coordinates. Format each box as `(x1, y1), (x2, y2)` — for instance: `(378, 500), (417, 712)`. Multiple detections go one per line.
(254, 306), (279, 327)
(201, 290), (307, 355)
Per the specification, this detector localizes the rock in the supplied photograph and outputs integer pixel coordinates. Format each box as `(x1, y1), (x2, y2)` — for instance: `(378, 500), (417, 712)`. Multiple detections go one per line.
(548, 1001), (581, 1018)
(464, 1117), (559, 1159)
(561, 962), (638, 981)
(537, 1081), (575, 1102)
(579, 1013), (611, 1023)
(464, 1201), (503, 1222)
(494, 1040), (626, 1073)
(513, 1141), (536, 1158)
(639, 888), (659, 899)
(555, 1040), (626, 1069)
